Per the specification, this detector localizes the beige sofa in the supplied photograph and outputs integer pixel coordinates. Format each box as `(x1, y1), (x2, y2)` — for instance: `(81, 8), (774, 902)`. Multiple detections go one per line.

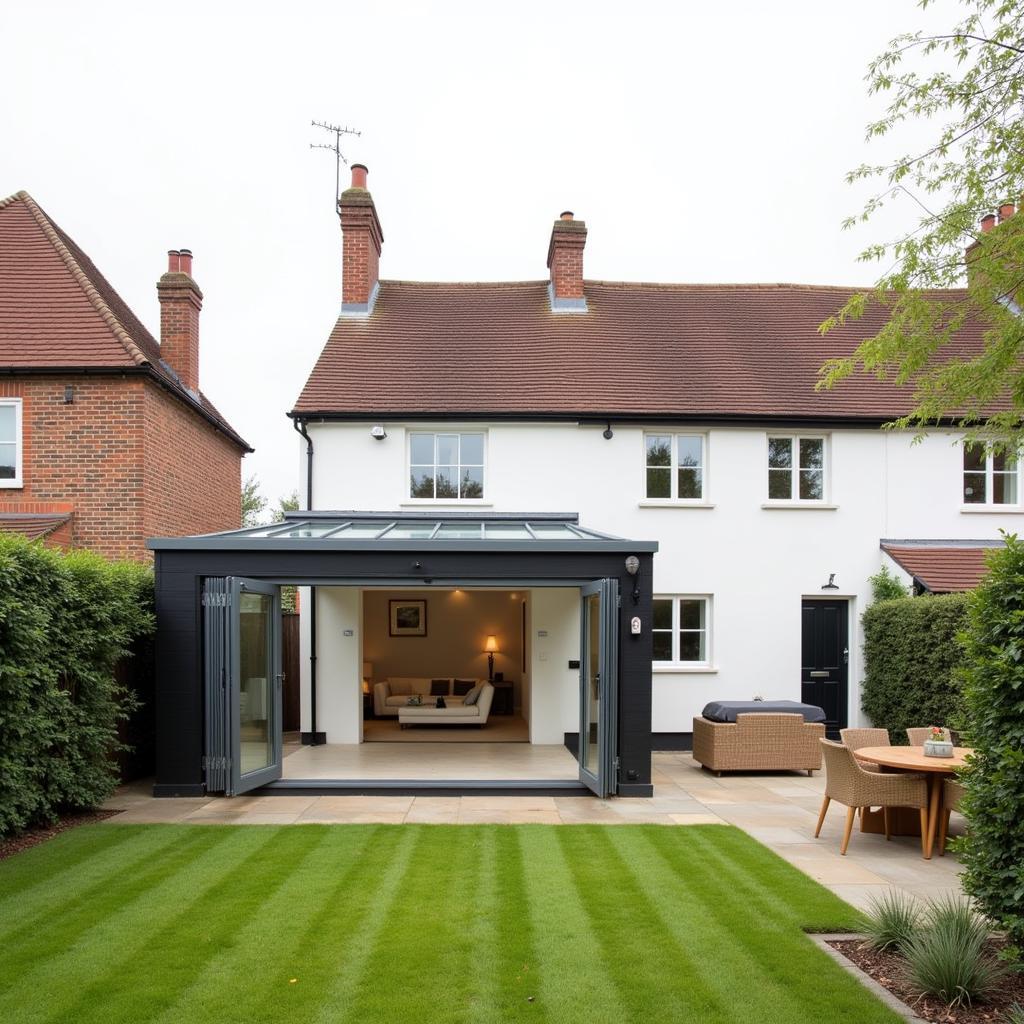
(399, 684), (495, 728)
(692, 713), (825, 775)
(373, 677), (491, 720)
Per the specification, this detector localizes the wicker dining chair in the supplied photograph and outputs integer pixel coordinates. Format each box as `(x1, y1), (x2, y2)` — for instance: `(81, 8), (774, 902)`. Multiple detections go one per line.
(907, 726), (961, 746)
(939, 779), (965, 856)
(815, 739), (930, 855)
(839, 727), (889, 772)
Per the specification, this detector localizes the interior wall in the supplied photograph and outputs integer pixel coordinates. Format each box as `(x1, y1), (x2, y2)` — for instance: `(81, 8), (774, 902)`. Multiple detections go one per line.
(316, 587), (363, 744)
(529, 587), (580, 744)
(362, 588), (526, 706)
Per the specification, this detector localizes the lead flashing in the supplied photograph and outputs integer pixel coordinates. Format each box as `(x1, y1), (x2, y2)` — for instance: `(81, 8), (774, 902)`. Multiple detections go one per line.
(547, 283), (588, 313)
(341, 281), (381, 318)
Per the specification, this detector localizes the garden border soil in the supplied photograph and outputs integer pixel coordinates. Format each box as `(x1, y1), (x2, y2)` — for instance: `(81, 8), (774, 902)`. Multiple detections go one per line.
(0, 809), (123, 862)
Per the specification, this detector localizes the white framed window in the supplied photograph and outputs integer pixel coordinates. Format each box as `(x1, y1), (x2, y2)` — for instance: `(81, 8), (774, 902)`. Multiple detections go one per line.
(0, 399), (23, 488)
(409, 432), (485, 500)
(652, 595), (711, 666)
(767, 435), (827, 501)
(644, 433), (705, 500)
(963, 445), (1020, 506)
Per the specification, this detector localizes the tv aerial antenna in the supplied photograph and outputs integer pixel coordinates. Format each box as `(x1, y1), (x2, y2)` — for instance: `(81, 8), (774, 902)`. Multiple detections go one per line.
(310, 120), (361, 207)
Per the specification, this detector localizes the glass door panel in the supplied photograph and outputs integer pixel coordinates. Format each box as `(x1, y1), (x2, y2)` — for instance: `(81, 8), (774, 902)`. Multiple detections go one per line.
(579, 578), (619, 797)
(238, 590), (274, 777)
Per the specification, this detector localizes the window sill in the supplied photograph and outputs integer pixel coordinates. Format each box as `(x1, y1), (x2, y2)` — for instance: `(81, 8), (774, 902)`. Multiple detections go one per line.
(652, 664), (718, 674)
(760, 501), (838, 511)
(959, 505), (1024, 514)
(637, 500), (715, 509)
(399, 499), (494, 508)
(0, 480), (23, 489)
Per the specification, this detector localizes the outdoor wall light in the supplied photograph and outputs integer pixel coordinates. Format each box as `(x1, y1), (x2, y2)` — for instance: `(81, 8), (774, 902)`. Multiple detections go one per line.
(625, 555), (641, 605)
(822, 573), (839, 590)
(64, 385), (74, 404)
(603, 421), (614, 440)
(370, 424), (387, 440)
(484, 635), (499, 680)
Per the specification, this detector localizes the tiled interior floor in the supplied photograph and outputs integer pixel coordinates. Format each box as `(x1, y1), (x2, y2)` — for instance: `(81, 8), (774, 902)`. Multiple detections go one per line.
(103, 751), (965, 909)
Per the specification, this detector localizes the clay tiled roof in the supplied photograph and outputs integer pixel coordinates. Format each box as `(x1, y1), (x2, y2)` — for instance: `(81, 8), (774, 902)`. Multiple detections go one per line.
(0, 513), (71, 541)
(292, 280), (986, 420)
(0, 191), (251, 451)
(881, 542), (1001, 593)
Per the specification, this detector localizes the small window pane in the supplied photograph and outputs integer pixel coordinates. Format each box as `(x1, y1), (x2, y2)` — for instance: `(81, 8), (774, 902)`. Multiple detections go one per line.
(992, 451), (1015, 473)
(679, 599), (705, 630)
(799, 438), (823, 469)
(461, 433), (484, 465)
(0, 406), (15, 444)
(646, 467), (671, 498)
(768, 437), (792, 469)
(460, 467), (483, 499)
(410, 470), (434, 498)
(963, 472), (986, 504)
(679, 631), (705, 662)
(768, 469), (792, 499)
(963, 445), (986, 472)
(652, 599), (673, 629)
(677, 435), (702, 468)
(435, 467), (458, 499)
(652, 631), (673, 662)
(436, 434), (459, 465)
(410, 434), (434, 464)
(798, 469), (823, 501)
(646, 436), (671, 467)
(0, 443), (15, 479)
(993, 471), (1017, 505)
(678, 468), (702, 499)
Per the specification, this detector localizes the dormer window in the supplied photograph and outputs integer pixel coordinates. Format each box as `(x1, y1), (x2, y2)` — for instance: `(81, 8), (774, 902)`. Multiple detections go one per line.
(409, 432), (485, 500)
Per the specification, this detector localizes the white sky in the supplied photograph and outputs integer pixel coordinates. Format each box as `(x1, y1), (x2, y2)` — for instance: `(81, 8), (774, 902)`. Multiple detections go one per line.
(1, 0), (960, 507)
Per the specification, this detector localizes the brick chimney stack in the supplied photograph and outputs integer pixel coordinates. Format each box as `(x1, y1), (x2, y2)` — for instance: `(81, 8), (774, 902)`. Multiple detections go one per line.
(157, 249), (202, 393)
(547, 210), (588, 311)
(339, 163), (384, 315)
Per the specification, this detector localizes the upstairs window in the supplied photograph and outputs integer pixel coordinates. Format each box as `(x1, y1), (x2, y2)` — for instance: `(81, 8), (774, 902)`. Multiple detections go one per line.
(767, 435), (826, 501)
(644, 433), (705, 500)
(0, 399), (22, 487)
(652, 596), (710, 665)
(963, 445), (1019, 505)
(409, 432), (485, 500)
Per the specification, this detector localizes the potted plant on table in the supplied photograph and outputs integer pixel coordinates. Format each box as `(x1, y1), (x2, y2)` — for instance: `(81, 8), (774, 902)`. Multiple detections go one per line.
(923, 726), (954, 758)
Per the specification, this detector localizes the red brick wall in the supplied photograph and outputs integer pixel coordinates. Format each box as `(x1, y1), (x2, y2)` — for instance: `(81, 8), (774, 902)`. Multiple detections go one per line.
(142, 382), (241, 545)
(0, 375), (242, 561)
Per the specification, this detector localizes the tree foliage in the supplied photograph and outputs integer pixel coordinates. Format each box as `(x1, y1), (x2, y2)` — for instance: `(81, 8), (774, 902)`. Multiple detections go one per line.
(0, 536), (154, 837)
(868, 564), (911, 602)
(819, 1), (1024, 450)
(241, 473), (267, 528)
(861, 593), (970, 739)
(959, 533), (1024, 955)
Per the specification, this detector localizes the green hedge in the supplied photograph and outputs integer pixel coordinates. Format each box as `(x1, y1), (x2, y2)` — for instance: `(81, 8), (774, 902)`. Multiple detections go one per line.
(0, 535), (154, 837)
(959, 536), (1024, 954)
(861, 593), (970, 740)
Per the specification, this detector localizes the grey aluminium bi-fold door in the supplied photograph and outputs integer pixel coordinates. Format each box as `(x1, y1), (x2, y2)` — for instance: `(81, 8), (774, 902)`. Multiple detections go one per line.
(579, 578), (619, 798)
(204, 577), (283, 796)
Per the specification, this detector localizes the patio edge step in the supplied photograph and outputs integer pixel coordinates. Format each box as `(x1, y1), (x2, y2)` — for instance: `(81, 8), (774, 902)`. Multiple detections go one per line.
(255, 778), (592, 797)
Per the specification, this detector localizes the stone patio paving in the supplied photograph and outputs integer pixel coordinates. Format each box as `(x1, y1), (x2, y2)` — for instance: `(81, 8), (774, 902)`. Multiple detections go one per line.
(102, 751), (965, 910)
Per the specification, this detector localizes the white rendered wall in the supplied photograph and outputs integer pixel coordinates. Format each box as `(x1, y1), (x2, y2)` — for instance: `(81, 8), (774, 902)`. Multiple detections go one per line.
(302, 421), (1023, 734)
(528, 588), (580, 744)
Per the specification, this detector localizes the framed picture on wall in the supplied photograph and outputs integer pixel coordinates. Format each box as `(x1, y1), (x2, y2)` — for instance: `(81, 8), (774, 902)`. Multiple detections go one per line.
(389, 599), (427, 637)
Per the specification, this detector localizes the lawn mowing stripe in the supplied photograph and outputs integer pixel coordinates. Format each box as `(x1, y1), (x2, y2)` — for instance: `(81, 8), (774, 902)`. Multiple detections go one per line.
(609, 827), (901, 1024)
(297, 825), (422, 1024)
(145, 825), (392, 1024)
(0, 825), (217, 954)
(332, 825), (486, 1024)
(557, 825), (729, 1021)
(0, 826), (278, 1024)
(462, 827), (541, 1024)
(49, 827), (327, 1024)
(517, 825), (630, 1024)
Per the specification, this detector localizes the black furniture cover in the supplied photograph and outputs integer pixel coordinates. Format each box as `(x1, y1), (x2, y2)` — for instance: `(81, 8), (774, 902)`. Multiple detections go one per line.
(701, 700), (826, 724)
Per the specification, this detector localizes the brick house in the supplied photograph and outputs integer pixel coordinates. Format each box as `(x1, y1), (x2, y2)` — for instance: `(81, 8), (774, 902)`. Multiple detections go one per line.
(0, 190), (250, 560)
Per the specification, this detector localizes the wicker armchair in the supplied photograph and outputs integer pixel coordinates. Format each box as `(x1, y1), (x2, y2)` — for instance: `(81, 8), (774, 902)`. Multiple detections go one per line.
(839, 727), (889, 773)
(815, 739), (930, 855)
(939, 779), (965, 856)
(691, 713), (824, 775)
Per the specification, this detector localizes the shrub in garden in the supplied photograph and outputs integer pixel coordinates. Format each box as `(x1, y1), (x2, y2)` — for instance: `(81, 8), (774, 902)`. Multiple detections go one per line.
(0, 535), (154, 837)
(860, 890), (921, 953)
(960, 534), (1024, 956)
(861, 593), (969, 740)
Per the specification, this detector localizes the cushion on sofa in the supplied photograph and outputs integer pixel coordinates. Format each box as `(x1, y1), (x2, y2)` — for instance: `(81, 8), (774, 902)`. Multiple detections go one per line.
(453, 679), (475, 696)
(463, 685), (483, 706)
(701, 700), (826, 724)
(430, 679), (450, 696)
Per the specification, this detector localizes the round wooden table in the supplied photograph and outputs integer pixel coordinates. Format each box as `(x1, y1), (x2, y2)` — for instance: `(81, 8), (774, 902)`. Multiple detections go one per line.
(854, 746), (971, 859)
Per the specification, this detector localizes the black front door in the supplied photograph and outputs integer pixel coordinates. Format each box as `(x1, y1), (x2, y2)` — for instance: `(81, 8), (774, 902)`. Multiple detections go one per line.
(801, 600), (848, 738)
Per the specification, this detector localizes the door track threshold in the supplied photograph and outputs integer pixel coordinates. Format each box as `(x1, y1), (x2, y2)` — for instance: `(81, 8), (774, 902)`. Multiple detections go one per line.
(257, 778), (591, 797)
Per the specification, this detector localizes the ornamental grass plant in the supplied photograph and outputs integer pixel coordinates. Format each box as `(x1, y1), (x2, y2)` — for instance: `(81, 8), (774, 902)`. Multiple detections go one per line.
(860, 890), (922, 954)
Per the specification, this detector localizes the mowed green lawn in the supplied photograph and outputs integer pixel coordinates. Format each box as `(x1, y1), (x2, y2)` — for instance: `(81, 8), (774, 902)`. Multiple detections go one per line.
(0, 823), (899, 1024)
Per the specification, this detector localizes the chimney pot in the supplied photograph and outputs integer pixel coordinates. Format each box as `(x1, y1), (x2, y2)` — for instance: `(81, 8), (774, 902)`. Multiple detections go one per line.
(560, 210), (574, 221)
(981, 214), (996, 233)
(179, 248), (193, 276)
(351, 164), (368, 190)
(999, 202), (1015, 223)
(167, 249), (181, 273)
